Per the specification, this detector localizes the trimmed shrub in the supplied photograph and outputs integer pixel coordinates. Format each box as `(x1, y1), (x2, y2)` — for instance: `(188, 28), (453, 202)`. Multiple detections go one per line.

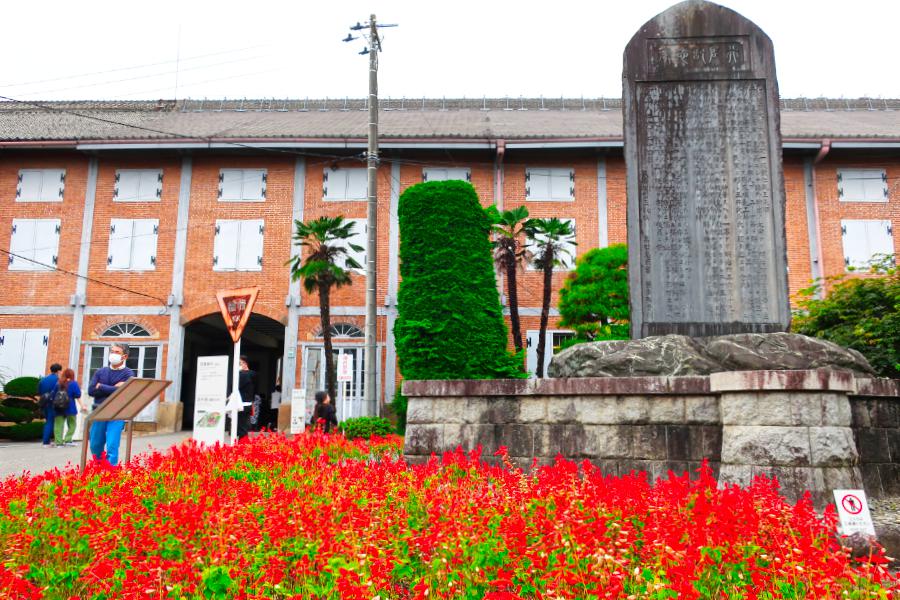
(559, 244), (630, 344)
(2, 397), (39, 412)
(338, 416), (394, 440)
(395, 181), (525, 380)
(390, 389), (408, 435)
(0, 421), (43, 441)
(4, 376), (40, 398)
(0, 405), (34, 424)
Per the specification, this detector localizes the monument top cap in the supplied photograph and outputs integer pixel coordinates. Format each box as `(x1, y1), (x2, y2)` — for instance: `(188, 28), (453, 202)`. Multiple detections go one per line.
(625, 0), (775, 83)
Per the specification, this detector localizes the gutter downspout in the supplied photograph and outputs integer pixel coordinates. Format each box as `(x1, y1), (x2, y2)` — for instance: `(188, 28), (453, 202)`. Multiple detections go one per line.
(807, 139), (831, 298)
(494, 139), (507, 305)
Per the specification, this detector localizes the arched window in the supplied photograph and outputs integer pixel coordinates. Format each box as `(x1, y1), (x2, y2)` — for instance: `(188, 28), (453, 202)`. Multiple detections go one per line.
(316, 323), (364, 339)
(101, 322), (151, 337)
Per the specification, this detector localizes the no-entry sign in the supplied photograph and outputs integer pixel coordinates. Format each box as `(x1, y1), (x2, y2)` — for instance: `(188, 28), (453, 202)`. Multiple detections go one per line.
(833, 489), (876, 537)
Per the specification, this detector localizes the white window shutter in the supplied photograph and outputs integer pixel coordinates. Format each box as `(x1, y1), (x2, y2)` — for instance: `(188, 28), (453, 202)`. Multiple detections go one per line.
(22, 330), (49, 378)
(838, 169), (888, 202)
(346, 168), (368, 199)
(841, 220), (871, 269)
(131, 219), (158, 270)
(8, 219), (35, 270)
(237, 219), (265, 271)
(116, 170), (141, 201)
(550, 169), (573, 200)
(867, 220), (895, 260)
(33, 220), (60, 269)
(220, 170), (243, 201)
(0, 329), (25, 379)
(526, 169), (551, 200)
(250, 169), (266, 200)
(140, 170), (163, 200)
(525, 331), (540, 377)
(108, 219), (134, 270)
(213, 220), (240, 270)
(18, 171), (42, 201)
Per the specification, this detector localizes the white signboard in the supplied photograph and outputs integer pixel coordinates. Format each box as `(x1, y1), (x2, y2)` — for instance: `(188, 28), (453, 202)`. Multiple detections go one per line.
(833, 489), (876, 537)
(290, 388), (307, 434)
(193, 356), (229, 445)
(337, 353), (353, 382)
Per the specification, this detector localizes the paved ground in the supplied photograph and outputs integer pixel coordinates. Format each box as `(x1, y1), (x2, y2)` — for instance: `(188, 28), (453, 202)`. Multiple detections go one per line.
(0, 432), (192, 479)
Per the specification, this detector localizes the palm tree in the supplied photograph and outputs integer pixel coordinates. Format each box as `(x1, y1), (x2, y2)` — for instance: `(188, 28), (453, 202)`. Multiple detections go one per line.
(288, 216), (362, 404)
(486, 205), (530, 353)
(525, 217), (576, 378)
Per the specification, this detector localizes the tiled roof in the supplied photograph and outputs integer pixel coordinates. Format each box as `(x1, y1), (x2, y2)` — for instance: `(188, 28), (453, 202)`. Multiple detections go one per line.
(1, 98), (899, 142)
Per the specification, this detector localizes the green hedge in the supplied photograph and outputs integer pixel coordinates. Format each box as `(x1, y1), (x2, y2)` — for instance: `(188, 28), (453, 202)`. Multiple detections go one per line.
(395, 181), (525, 380)
(4, 376), (40, 398)
(0, 405), (34, 424)
(0, 421), (43, 441)
(338, 417), (394, 440)
(2, 397), (39, 412)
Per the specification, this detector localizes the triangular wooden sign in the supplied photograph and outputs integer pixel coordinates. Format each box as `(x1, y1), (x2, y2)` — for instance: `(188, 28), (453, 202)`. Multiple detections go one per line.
(215, 286), (260, 343)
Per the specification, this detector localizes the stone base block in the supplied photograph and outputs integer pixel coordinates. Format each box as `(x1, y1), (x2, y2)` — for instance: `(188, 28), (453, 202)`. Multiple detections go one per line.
(156, 402), (183, 434)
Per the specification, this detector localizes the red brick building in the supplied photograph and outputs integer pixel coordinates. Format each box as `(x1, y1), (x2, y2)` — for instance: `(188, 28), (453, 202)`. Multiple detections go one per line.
(0, 97), (896, 429)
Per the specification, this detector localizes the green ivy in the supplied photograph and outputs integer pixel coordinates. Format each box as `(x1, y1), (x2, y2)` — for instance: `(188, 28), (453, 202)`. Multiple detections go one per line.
(389, 389), (408, 435)
(394, 181), (525, 380)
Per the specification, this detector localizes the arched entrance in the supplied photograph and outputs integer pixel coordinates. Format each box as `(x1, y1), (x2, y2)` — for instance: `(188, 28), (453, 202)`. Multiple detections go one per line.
(180, 313), (284, 430)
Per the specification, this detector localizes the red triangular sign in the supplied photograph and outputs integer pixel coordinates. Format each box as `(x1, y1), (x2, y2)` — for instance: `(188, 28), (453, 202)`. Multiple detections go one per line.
(215, 286), (260, 343)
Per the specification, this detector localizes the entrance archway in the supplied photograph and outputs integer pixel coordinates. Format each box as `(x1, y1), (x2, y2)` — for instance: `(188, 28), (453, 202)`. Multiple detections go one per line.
(181, 313), (284, 430)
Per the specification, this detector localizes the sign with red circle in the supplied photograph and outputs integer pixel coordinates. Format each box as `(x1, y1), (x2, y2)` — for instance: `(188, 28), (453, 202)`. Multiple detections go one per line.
(840, 494), (864, 515)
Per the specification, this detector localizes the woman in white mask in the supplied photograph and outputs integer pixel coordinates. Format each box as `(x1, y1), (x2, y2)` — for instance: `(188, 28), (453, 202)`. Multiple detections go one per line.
(87, 343), (135, 466)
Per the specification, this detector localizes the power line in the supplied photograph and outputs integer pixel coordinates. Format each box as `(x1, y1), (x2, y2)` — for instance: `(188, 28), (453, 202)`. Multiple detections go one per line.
(0, 45), (268, 89)
(0, 248), (168, 306)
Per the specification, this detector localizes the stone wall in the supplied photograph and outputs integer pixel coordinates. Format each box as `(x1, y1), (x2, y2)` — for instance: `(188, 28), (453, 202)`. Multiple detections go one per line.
(403, 370), (898, 508)
(851, 379), (900, 497)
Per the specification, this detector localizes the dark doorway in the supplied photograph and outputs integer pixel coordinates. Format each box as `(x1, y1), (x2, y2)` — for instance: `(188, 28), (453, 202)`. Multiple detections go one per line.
(181, 313), (284, 430)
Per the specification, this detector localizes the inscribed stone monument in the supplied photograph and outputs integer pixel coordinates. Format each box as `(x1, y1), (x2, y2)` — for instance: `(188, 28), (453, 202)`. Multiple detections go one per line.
(623, 0), (791, 338)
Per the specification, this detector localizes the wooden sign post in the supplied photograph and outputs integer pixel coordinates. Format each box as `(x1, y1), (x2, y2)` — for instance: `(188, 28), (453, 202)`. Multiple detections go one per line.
(80, 378), (172, 472)
(215, 286), (260, 444)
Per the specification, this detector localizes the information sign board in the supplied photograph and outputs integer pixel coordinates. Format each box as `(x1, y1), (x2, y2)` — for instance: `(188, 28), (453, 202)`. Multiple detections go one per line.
(192, 355), (229, 445)
(290, 388), (307, 434)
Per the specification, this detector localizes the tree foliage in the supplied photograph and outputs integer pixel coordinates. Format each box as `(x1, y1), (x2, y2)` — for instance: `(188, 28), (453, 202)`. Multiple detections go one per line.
(288, 216), (362, 402)
(792, 256), (899, 378)
(395, 181), (525, 380)
(3, 376), (39, 398)
(525, 217), (576, 378)
(559, 244), (630, 343)
(486, 205), (530, 353)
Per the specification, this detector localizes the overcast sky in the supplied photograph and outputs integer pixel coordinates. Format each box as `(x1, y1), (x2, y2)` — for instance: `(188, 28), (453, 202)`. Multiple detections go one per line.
(1, 1), (896, 102)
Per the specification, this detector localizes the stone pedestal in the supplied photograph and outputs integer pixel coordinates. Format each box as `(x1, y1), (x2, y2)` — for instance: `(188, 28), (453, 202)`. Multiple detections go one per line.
(156, 401), (184, 434)
(714, 370), (861, 506)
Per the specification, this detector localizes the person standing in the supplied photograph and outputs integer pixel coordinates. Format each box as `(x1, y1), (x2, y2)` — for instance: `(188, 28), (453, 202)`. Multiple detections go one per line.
(88, 344), (135, 465)
(38, 363), (62, 448)
(236, 355), (255, 440)
(314, 391), (338, 434)
(52, 368), (83, 447)
(268, 384), (282, 431)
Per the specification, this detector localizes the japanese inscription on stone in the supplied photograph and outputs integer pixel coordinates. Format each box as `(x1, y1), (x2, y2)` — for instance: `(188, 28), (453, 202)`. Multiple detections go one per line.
(623, 0), (790, 338)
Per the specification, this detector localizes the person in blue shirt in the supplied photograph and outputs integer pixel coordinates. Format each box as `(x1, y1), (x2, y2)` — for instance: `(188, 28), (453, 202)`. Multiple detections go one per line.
(88, 343), (135, 466)
(37, 363), (62, 448)
(52, 368), (83, 447)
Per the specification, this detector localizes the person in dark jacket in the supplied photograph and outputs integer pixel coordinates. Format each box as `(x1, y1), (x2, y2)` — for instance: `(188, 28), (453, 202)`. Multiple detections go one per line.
(38, 363), (62, 448)
(52, 368), (83, 447)
(236, 355), (255, 440)
(316, 391), (338, 434)
(88, 344), (135, 465)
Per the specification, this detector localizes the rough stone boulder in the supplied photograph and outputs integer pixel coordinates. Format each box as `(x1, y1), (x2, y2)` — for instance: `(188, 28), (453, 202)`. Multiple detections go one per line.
(548, 332), (876, 378)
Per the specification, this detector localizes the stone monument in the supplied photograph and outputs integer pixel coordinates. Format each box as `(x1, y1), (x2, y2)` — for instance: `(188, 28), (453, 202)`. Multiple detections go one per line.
(623, 0), (791, 339)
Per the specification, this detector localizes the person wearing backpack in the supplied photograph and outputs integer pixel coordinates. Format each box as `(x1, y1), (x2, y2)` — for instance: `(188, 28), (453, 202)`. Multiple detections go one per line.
(88, 343), (134, 465)
(52, 368), (83, 447)
(37, 363), (62, 448)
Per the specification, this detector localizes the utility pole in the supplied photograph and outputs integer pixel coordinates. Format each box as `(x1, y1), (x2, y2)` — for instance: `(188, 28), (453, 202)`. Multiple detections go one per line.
(346, 16), (397, 417)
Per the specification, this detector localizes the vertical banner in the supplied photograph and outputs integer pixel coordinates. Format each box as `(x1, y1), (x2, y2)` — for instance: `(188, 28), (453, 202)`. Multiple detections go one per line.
(290, 388), (307, 434)
(193, 355), (229, 445)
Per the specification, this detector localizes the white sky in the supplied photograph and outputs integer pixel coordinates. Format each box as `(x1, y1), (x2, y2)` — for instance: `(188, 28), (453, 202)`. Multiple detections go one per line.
(1, 0), (896, 102)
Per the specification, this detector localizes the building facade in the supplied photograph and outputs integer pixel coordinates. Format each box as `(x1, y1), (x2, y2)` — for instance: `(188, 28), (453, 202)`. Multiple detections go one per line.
(0, 97), (897, 429)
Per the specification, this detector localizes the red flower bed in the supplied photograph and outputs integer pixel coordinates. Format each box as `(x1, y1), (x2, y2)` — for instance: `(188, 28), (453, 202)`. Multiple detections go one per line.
(0, 434), (894, 599)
